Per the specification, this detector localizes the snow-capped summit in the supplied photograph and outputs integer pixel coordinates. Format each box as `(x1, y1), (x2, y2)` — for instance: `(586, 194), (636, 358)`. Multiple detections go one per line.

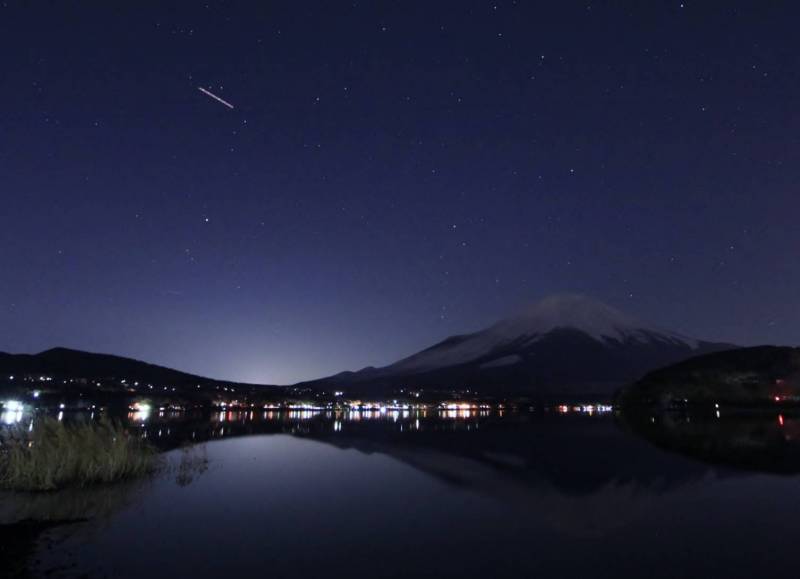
(494, 293), (697, 347)
(388, 294), (697, 374)
(302, 294), (735, 397)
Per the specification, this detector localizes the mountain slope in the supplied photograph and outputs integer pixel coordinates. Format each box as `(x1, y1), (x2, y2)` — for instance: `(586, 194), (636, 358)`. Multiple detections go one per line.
(301, 294), (736, 397)
(0, 347), (276, 392)
(618, 345), (800, 407)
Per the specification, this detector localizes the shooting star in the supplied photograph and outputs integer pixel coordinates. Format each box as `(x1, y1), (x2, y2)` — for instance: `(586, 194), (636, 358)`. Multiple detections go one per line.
(197, 86), (235, 109)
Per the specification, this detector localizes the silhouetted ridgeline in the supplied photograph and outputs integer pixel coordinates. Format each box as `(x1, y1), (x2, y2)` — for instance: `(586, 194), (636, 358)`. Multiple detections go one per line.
(0, 348), (282, 406)
(618, 346), (800, 408)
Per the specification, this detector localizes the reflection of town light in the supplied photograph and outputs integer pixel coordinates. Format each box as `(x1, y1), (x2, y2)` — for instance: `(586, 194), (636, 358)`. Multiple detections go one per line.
(1, 410), (23, 425)
(554, 402), (613, 415)
(779, 414), (785, 427)
(443, 403), (475, 411)
(1, 402), (24, 425)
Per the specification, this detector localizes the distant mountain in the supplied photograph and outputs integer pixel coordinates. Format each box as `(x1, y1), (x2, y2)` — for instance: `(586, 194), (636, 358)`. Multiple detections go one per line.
(618, 345), (800, 408)
(299, 294), (736, 398)
(0, 296), (739, 402)
(0, 347), (278, 400)
(0, 348), (206, 385)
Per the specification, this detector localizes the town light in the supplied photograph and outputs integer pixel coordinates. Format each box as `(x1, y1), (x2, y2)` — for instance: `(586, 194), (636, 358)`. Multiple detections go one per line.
(130, 402), (151, 422)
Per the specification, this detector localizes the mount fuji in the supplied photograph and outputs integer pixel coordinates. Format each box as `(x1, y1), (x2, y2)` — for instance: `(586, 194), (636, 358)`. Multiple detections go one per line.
(299, 294), (736, 398)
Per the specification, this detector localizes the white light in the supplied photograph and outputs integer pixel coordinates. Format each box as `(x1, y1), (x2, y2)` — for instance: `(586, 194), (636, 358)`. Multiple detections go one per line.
(1, 401), (23, 425)
(2, 411), (22, 425)
(130, 402), (151, 422)
(3, 400), (23, 411)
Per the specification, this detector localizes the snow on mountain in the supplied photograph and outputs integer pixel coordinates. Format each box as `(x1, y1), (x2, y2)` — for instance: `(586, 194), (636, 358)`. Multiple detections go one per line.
(385, 294), (699, 374)
(297, 293), (735, 396)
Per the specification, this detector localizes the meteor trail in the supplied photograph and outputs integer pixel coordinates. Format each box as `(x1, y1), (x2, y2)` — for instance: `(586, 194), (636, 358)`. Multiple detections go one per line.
(197, 86), (234, 109)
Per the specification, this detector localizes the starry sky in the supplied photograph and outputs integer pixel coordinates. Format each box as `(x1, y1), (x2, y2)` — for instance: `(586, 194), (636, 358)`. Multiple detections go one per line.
(1, 2), (798, 384)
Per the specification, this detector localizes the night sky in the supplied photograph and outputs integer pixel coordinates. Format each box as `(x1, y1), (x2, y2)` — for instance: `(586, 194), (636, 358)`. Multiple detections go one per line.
(2, 2), (798, 384)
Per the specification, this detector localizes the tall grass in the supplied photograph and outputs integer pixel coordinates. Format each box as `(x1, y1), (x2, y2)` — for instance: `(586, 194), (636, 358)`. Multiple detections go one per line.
(0, 418), (158, 492)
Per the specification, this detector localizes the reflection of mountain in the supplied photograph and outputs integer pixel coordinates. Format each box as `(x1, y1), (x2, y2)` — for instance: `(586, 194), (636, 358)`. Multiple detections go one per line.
(615, 346), (800, 472)
(6, 409), (780, 539)
(305, 416), (709, 491)
(622, 409), (800, 474)
(124, 409), (751, 500)
(301, 294), (734, 398)
(344, 442), (672, 537)
(292, 415), (726, 535)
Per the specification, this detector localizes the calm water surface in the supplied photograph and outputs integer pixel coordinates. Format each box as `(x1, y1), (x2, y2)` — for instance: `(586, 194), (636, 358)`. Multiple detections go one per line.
(4, 409), (800, 579)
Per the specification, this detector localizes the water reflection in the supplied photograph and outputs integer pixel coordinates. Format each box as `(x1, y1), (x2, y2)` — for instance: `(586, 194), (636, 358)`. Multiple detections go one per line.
(10, 402), (800, 480)
(0, 444), (210, 526)
(1, 408), (23, 425)
(0, 479), (146, 525)
(27, 417), (800, 579)
(8, 401), (800, 579)
(1, 400), (25, 425)
(624, 408), (800, 473)
(112, 406), (530, 448)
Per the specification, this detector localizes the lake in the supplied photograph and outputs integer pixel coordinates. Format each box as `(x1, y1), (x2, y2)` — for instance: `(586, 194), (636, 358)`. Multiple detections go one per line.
(4, 408), (800, 578)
